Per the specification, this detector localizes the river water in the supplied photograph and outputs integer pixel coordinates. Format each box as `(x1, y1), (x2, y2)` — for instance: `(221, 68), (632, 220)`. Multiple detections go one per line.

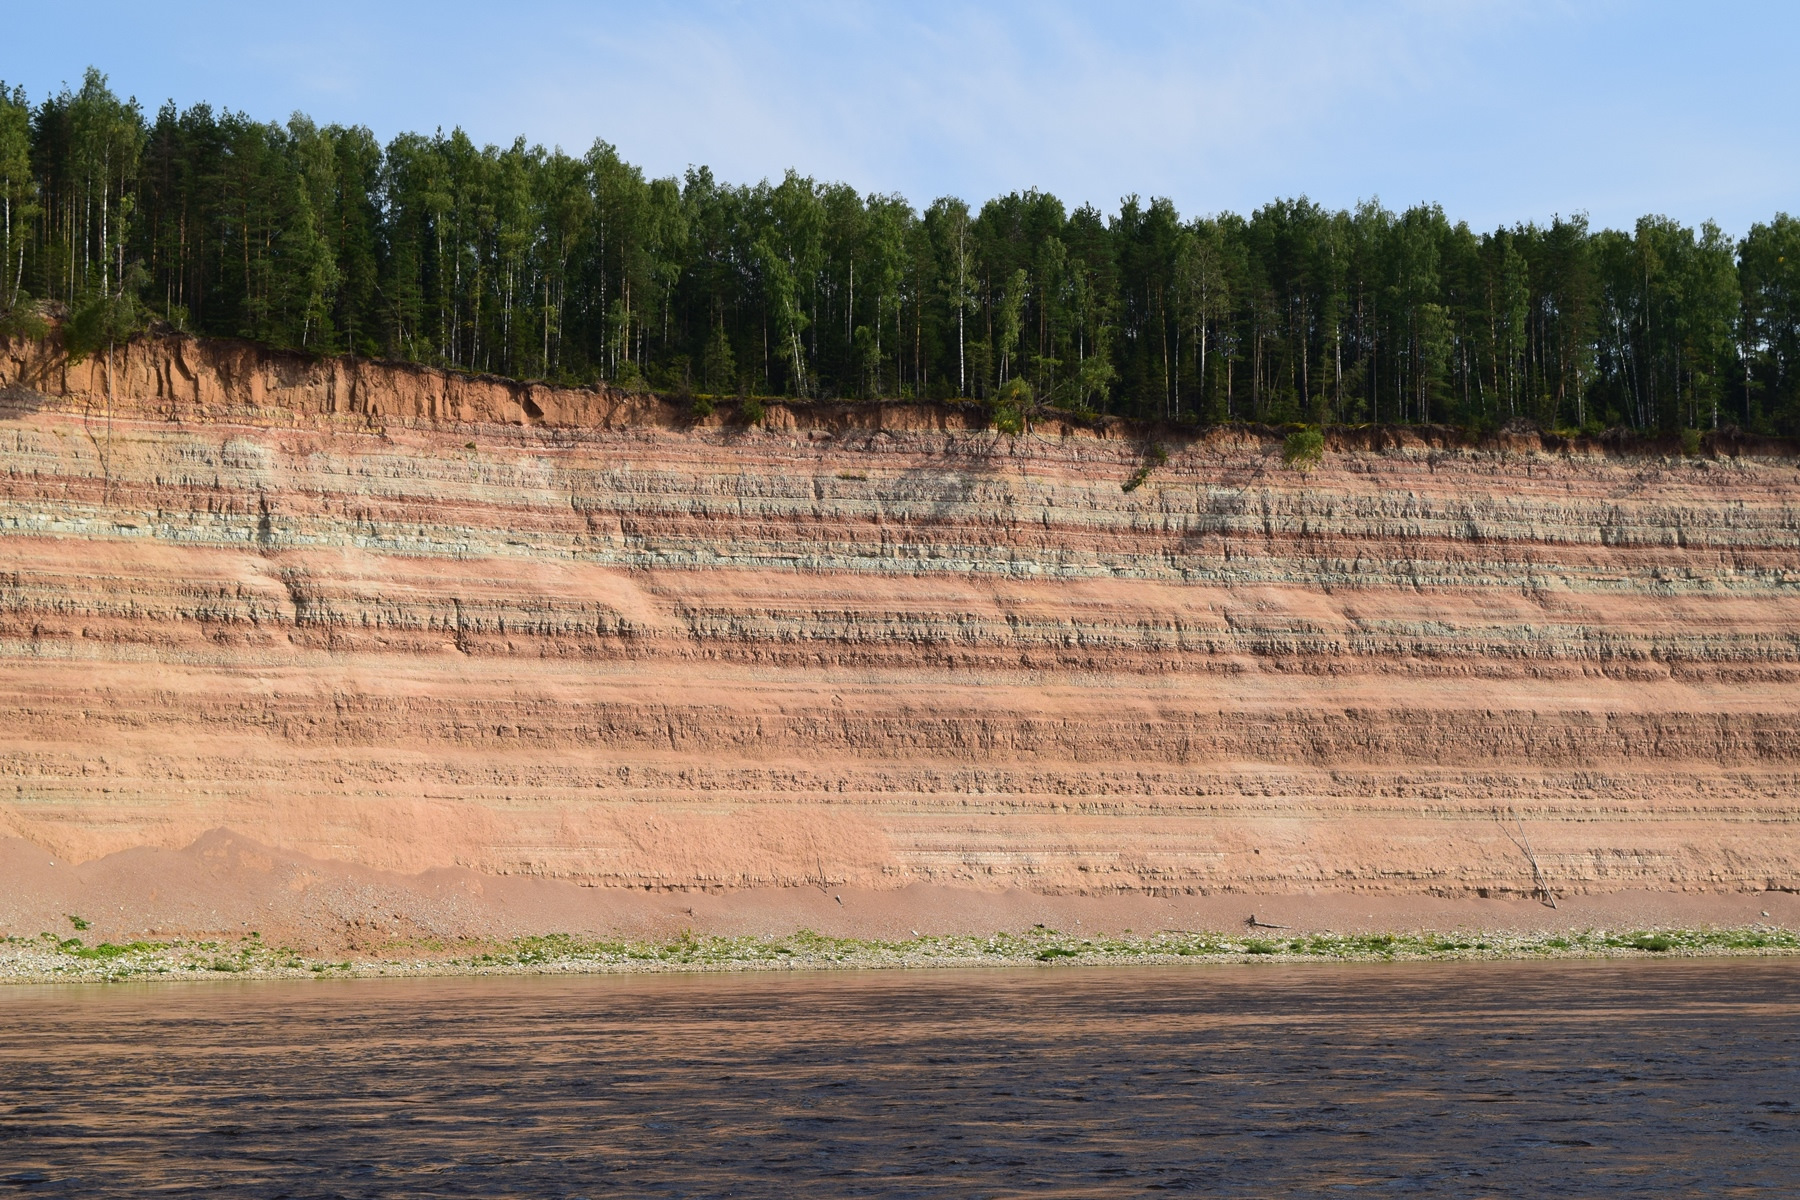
(2, 959), (1796, 1196)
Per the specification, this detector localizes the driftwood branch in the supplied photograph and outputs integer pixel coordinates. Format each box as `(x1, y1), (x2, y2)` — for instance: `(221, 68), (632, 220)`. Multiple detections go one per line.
(1498, 806), (1557, 908)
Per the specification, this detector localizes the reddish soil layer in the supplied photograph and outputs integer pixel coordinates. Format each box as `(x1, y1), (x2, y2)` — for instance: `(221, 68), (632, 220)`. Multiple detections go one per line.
(2, 329), (1799, 937)
(6, 830), (1796, 953)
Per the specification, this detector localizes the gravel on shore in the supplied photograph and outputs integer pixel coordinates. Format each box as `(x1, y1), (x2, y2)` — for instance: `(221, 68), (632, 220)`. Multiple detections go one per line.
(4, 925), (1798, 986)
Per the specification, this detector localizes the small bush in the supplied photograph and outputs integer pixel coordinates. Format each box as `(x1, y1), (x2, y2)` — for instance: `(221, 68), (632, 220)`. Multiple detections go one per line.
(63, 276), (147, 364)
(1629, 933), (1675, 952)
(63, 940), (159, 961)
(1121, 442), (1168, 493)
(739, 397), (765, 426)
(1679, 428), (1702, 457)
(66, 914), (89, 931)
(0, 303), (49, 341)
(990, 377), (1032, 435)
(690, 395), (715, 418)
(1282, 428), (1325, 471)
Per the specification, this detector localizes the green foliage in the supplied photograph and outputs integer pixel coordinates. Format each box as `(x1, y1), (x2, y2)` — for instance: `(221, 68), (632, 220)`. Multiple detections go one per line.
(990, 376), (1031, 435)
(1121, 441), (1168, 492)
(1283, 427), (1325, 470)
(739, 396), (765, 426)
(62, 268), (145, 361)
(62, 940), (159, 960)
(0, 82), (39, 316)
(66, 913), (89, 931)
(689, 395), (714, 418)
(701, 321), (736, 393)
(1680, 427), (1702, 456)
(1740, 215), (1800, 436)
(0, 68), (1793, 435)
(12, 923), (1800, 983)
(0, 302), (47, 339)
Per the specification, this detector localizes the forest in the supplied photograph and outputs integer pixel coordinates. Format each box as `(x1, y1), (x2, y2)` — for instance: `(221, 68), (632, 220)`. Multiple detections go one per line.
(2, 69), (1798, 436)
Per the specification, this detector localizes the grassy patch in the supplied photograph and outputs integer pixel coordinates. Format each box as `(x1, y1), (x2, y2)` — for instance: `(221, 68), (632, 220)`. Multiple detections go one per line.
(7, 923), (1800, 984)
(440, 925), (1800, 972)
(60, 940), (163, 961)
(1282, 428), (1325, 470)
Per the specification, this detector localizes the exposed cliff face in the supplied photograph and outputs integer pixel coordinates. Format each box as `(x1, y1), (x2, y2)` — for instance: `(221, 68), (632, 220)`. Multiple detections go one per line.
(3, 330), (1799, 899)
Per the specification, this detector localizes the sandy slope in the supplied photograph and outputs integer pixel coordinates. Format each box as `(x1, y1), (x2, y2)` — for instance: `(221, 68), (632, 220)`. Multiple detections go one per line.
(5, 830), (1796, 954)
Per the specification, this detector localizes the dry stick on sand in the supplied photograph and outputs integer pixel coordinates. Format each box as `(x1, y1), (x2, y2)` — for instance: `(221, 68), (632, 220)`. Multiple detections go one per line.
(1499, 806), (1558, 909)
(77, 344), (115, 506)
(105, 338), (116, 506)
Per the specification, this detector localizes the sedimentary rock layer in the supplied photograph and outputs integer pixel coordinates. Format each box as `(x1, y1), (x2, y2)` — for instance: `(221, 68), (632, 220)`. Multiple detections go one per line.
(2, 331), (1798, 898)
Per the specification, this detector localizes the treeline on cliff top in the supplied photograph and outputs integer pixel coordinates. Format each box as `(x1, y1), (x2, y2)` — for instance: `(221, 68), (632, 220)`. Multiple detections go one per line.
(2, 69), (1798, 437)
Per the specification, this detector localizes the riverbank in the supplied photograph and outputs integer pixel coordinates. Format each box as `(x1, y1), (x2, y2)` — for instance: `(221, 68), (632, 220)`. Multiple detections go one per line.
(5, 925), (1797, 985)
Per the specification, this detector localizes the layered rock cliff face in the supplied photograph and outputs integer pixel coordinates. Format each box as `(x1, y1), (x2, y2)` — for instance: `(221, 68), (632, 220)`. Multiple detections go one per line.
(3, 331), (1798, 898)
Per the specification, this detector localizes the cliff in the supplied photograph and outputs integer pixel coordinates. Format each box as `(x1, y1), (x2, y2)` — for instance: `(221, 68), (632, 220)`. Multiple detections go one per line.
(3, 329), (1799, 906)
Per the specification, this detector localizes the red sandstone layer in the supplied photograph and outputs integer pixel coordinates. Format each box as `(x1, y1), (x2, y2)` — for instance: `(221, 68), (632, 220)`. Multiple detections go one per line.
(2, 330), (1798, 932)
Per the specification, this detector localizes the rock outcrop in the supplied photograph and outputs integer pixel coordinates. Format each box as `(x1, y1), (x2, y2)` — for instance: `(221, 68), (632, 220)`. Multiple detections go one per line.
(3, 329), (1798, 900)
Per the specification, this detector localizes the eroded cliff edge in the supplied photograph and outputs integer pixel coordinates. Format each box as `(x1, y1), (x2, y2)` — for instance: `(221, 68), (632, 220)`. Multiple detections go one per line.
(3, 329), (1799, 905)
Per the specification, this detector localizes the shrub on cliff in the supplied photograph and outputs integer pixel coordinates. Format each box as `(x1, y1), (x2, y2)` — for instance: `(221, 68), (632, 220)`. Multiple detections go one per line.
(990, 378), (1032, 436)
(0, 303), (48, 341)
(1122, 442), (1169, 493)
(1282, 428), (1325, 471)
(739, 397), (766, 426)
(62, 269), (147, 365)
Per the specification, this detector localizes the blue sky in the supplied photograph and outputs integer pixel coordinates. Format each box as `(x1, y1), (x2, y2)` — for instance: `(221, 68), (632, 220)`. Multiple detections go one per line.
(5, 1), (1795, 235)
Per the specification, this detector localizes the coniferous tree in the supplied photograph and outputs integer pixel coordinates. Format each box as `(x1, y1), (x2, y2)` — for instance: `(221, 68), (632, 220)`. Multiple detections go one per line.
(0, 66), (1795, 436)
(0, 84), (38, 318)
